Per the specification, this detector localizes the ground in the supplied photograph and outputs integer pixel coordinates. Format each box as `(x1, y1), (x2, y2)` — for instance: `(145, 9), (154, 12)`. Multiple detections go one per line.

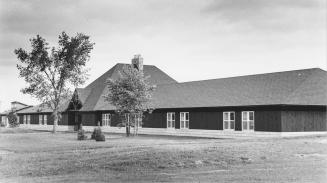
(0, 128), (326, 183)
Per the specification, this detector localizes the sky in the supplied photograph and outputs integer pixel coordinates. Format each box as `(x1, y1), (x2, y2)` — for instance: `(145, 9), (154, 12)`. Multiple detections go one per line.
(0, 0), (326, 111)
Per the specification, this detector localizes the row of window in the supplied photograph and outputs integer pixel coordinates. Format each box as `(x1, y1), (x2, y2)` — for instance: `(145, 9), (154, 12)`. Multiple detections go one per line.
(21, 115), (47, 125)
(101, 111), (254, 131)
(39, 115), (48, 125)
(23, 115), (30, 125)
(167, 111), (254, 131)
(101, 113), (143, 127)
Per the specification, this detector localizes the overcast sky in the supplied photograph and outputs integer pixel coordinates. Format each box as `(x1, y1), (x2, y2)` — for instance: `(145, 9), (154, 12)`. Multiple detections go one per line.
(0, 0), (326, 110)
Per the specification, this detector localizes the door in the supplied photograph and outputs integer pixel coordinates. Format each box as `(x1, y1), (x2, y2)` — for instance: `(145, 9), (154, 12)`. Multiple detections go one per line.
(242, 111), (254, 131)
(167, 112), (175, 129)
(223, 112), (235, 131)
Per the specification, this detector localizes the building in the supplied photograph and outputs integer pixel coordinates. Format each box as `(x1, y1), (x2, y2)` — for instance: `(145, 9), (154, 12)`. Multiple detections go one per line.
(0, 101), (31, 127)
(17, 55), (327, 134)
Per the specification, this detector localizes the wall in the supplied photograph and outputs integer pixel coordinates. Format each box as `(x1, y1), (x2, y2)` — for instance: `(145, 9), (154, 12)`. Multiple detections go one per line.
(81, 112), (97, 126)
(281, 106), (327, 132)
(92, 106), (283, 132)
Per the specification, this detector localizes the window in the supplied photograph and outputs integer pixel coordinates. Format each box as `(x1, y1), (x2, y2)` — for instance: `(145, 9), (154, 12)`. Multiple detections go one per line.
(180, 112), (189, 129)
(102, 113), (111, 126)
(1, 116), (6, 124)
(167, 112), (175, 129)
(242, 111), (254, 131)
(23, 115), (27, 124)
(44, 115), (47, 125)
(134, 113), (142, 128)
(39, 115), (43, 125)
(124, 113), (142, 128)
(27, 115), (30, 125)
(223, 112), (235, 130)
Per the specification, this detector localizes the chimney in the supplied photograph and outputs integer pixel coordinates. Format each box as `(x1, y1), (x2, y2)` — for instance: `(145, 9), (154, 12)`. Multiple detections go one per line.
(131, 54), (143, 71)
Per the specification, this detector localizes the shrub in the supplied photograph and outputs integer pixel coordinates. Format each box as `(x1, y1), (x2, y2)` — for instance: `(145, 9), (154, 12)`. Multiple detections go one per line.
(8, 112), (19, 128)
(77, 129), (88, 140)
(92, 127), (105, 141)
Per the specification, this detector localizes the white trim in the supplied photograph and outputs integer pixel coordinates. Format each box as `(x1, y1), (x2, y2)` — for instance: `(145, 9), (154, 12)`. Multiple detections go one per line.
(223, 111), (235, 131)
(26, 115), (30, 125)
(23, 115), (27, 125)
(242, 111), (254, 131)
(44, 115), (47, 125)
(180, 112), (189, 129)
(167, 112), (175, 129)
(39, 115), (43, 125)
(102, 113), (111, 126)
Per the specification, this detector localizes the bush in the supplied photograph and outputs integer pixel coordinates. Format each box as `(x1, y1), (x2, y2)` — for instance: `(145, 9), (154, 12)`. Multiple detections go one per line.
(77, 129), (88, 140)
(0, 121), (6, 127)
(91, 127), (105, 141)
(8, 113), (19, 128)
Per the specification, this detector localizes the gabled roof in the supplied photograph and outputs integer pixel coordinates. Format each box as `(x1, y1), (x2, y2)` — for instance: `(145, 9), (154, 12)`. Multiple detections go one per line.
(79, 63), (177, 111)
(80, 66), (327, 111)
(16, 100), (70, 114)
(151, 68), (327, 108)
(0, 106), (32, 115)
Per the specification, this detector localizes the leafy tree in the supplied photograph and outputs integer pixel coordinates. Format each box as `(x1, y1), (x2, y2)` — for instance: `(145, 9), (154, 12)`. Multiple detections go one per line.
(14, 32), (94, 133)
(104, 65), (155, 136)
(7, 112), (19, 128)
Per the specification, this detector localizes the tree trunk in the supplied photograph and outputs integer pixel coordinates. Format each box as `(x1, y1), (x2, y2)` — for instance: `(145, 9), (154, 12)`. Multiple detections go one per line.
(126, 113), (130, 137)
(53, 110), (58, 133)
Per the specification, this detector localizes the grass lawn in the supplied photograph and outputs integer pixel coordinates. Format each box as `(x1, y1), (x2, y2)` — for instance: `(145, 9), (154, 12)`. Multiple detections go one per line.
(0, 129), (326, 183)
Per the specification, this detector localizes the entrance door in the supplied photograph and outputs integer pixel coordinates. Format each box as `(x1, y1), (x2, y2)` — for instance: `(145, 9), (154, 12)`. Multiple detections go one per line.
(223, 112), (235, 130)
(242, 111), (254, 131)
(167, 112), (175, 129)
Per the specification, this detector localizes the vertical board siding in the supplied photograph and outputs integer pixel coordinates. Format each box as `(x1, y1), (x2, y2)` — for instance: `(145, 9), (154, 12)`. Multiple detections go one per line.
(189, 112), (220, 130)
(47, 114), (54, 125)
(235, 111), (242, 131)
(255, 111), (281, 132)
(282, 110), (327, 132)
(60, 113), (69, 125)
(81, 113), (97, 126)
(143, 112), (166, 128)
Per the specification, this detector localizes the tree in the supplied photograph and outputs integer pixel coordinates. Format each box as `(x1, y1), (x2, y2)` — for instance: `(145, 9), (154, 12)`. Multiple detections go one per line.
(14, 32), (95, 133)
(104, 64), (155, 136)
(7, 112), (19, 128)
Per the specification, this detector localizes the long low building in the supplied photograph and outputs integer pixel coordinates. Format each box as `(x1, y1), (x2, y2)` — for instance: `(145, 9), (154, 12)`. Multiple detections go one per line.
(17, 55), (327, 134)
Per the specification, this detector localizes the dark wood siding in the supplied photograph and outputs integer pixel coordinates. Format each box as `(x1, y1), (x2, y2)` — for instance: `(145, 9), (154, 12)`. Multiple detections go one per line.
(31, 114), (38, 124)
(235, 111), (242, 131)
(254, 110), (281, 132)
(281, 109), (327, 132)
(189, 111), (220, 130)
(47, 114), (54, 125)
(81, 112), (97, 126)
(143, 111), (166, 128)
(60, 113), (68, 125)
(71, 105), (326, 132)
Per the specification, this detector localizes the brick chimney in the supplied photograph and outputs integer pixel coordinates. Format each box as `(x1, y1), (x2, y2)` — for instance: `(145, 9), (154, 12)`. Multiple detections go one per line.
(131, 54), (143, 71)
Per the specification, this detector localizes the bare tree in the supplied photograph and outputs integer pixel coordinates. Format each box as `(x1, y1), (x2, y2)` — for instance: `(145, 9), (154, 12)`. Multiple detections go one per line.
(14, 32), (95, 133)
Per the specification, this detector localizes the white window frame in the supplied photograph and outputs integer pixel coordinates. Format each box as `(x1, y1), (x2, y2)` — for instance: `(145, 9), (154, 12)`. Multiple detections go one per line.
(242, 111), (255, 131)
(39, 115), (43, 125)
(223, 112), (235, 131)
(27, 115), (30, 125)
(1, 116), (7, 125)
(44, 115), (47, 125)
(124, 113), (142, 128)
(102, 113), (111, 127)
(167, 112), (175, 129)
(180, 112), (189, 129)
(134, 113), (142, 128)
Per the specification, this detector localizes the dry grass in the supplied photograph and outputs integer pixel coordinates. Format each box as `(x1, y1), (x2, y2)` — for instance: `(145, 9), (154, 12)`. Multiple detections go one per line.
(0, 129), (326, 182)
